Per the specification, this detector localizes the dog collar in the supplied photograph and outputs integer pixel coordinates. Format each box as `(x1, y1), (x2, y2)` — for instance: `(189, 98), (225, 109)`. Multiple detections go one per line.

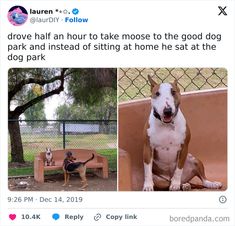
(173, 103), (179, 118)
(153, 108), (162, 121)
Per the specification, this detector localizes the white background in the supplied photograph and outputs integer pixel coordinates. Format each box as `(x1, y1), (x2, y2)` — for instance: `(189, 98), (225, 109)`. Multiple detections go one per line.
(0, 0), (235, 225)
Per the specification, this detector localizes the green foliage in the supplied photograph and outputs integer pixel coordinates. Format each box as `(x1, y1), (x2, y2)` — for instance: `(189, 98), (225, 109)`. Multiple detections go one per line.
(9, 68), (117, 118)
(56, 92), (117, 120)
(57, 69), (117, 120)
(68, 68), (117, 105)
(8, 68), (61, 106)
(24, 91), (46, 125)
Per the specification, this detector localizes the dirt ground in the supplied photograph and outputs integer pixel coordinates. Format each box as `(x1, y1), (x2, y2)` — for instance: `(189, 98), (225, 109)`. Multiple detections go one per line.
(9, 172), (117, 191)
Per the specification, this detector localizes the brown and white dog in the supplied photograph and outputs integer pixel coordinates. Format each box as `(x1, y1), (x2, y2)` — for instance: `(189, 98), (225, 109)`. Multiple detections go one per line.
(63, 151), (94, 189)
(143, 75), (222, 191)
(44, 148), (55, 166)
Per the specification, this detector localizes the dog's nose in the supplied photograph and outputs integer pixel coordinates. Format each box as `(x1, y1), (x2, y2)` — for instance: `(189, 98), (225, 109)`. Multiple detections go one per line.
(163, 107), (172, 116)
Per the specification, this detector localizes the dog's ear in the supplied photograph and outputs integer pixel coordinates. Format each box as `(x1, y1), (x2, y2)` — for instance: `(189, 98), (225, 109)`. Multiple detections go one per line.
(173, 79), (180, 92)
(148, 75), (158, 91)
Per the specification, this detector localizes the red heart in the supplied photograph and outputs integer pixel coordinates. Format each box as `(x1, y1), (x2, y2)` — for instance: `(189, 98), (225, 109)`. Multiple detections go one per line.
(9, 214), (16, 220)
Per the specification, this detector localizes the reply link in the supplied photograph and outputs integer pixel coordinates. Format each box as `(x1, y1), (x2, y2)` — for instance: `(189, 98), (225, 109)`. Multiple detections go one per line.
(30, 17), (60, 24)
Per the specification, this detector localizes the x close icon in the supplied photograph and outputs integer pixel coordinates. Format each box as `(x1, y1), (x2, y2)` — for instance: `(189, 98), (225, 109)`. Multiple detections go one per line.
(218, 6), (227, 16)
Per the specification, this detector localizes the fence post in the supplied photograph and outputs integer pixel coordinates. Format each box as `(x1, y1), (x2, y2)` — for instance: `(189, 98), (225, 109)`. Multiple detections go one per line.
(63, 121), (66, 149)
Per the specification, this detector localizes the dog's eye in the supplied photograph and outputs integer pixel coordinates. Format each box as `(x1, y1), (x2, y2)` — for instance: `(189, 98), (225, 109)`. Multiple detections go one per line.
(171, 90), (176, 96)
(156, 91), (160, 97)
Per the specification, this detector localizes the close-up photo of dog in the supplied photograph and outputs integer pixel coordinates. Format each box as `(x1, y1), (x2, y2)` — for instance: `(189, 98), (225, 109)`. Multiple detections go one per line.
(143, 76), (222, 191)
(118, 68), (227, 191)
(63, 151), (95, 189)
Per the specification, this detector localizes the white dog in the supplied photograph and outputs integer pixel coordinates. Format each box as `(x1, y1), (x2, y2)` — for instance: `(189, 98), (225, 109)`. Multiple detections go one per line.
(143, 76), (222, 191)
(44, 148), (55, 166)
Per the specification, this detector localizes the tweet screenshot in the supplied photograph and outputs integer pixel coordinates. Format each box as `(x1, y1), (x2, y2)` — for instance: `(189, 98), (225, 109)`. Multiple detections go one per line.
(0, 0), (234, 225)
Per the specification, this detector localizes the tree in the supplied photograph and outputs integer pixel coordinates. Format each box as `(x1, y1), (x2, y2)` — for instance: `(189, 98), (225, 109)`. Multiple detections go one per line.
(68, 68), (117, 105)
(24, 91), (47, 127)
(8, 68), (116, 163)
(56, 87), (117, 121)
(9, 68), (70, 162)
(56, 100), (117, 121)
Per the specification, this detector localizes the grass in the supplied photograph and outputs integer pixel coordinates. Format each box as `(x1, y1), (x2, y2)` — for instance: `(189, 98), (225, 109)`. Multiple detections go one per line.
(8, 132), (117, 177)
(97, 149), (117, 171)
(9, 167), (33, 177)
(118, 68), (227, 102)
(8, 148), (117, 177)
(17, 133), (117, 151)
(8, 133), (117, 161)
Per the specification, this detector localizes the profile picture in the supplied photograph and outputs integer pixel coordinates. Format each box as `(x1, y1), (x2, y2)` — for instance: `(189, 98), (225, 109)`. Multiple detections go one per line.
(8, 6), (28, 26)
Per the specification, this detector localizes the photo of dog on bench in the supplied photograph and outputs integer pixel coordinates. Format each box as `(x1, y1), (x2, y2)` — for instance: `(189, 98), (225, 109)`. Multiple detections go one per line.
(8, 68), (117, 192)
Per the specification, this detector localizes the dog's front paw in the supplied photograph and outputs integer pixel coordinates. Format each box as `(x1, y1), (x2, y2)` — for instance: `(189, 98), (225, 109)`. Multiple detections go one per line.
(212, 181), (223, 189)
(182, 183), (191, 191)
(81, 183), (88, 189)
(143, 180), (154, 191)
(169, 182), (181, 191)
(203, 180), (223, 189)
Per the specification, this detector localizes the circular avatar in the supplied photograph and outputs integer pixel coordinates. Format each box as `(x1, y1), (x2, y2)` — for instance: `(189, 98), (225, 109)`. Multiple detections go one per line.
(8, 6), (28, 26)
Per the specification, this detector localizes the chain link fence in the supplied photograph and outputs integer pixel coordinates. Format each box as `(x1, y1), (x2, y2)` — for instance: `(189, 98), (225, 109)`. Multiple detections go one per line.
(119, 68), (227, 102)
(9, 120), (117, 162)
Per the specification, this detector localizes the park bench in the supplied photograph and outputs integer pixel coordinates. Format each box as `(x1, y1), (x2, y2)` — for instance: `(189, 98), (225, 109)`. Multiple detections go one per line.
(34, 149), (108, 183)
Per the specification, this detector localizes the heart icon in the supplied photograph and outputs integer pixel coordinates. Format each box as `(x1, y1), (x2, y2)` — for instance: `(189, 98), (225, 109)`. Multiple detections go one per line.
(9, 214), (16, 221)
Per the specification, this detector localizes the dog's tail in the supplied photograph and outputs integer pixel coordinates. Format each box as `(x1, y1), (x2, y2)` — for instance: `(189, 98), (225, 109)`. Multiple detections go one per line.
(82, 154), (95, 165)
